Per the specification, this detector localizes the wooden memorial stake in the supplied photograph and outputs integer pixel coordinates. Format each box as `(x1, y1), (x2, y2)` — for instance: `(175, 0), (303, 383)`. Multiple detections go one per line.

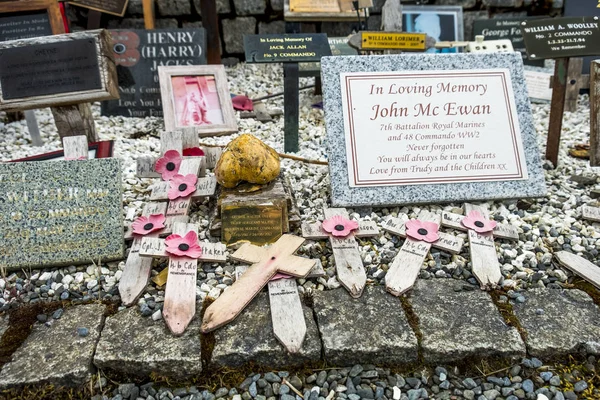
(199, 0), (220, 64)
(62, 135), (89, 160)
(555, 251), (600, 289)
(139, 222), (227, 335)
(546, 57), (570, 166)
(582, 204), (600, 223)
(441, 204), (519, 288)
(24, 110), (42, 147)
(591, 60), (600, 166)
(381, 210), (464, 296)
(143, 0), (155, 29)
(302, 208), (379, 298)
(201, 234), (316, 333)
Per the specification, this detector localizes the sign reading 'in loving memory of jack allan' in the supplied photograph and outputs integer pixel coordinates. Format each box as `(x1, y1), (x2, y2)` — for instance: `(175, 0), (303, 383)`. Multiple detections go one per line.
(321, 53), (546, 207)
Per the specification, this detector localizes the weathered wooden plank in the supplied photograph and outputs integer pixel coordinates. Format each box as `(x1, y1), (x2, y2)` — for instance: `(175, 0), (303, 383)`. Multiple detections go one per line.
(163, 222), (199, 335)
(468, 229), (501, 288)
(382, 216), (463, 254)
(555, 251), (600, 289)
(546, 57), (569, 167)
(63, 136), (89, 160)
(201, 234), (314, 332)
(24, 110), (42, 147)
(583, 205), (600, 222)
(323, 208), (367, 298)
(119, 201), (168, 306)
(284, 62), (299, 153)
(160, 130), (183, 154)
(51, 103), (98, 143)
(202, 146), (223, 170)
(441, 210), (518, 240)
(143, 0), (155, 29)
(150, 176), (217, 200)
(386, 238), (431, 296)
(564, 57), (583, 113)
(302, 220), (378, 239)
(139, 238), (226, 263)
(268, 277), (306, 353)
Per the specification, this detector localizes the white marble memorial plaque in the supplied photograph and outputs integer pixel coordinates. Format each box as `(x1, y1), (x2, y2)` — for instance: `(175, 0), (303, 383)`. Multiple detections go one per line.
(340, 69), (528, 187)
(523, 69), (553, 102)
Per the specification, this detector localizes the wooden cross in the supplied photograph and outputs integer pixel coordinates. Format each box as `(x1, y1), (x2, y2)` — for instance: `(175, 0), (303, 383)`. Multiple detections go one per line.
(120, 131), (216, 306)
(234, 263), (322, 353)
(138, 221), (227, 335)
(555, 251), (600, 289)
(440, 203), (519, 288)
(301, 208), (379, 298)
(381, 210), (464, 296)
(582, 205), (600, 224)
(201, 234), (316, 333)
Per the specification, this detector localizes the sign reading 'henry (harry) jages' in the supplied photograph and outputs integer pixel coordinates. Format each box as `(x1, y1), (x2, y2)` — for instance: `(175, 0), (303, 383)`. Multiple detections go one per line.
(102, 29), (207, 118)
(521, 16), (600, 60)
(0, 159), (124, 271)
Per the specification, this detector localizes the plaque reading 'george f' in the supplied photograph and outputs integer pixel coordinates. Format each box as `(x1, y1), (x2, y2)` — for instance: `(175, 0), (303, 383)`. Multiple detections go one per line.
(0, 159), (124, 271)
(321, 53), (546, 207)
(0, 38), (101, 100)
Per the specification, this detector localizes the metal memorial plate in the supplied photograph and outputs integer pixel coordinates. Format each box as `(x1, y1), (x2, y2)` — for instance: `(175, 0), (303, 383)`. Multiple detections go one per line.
(521, 16), (600, 60)
(221, 204), (283, 246)
(244, 33), (332, 63)
(0, 10), (52, 42)
(0, 38), (102, 100)
(0, 159), (124, 271)
(67, 0), (129, 17)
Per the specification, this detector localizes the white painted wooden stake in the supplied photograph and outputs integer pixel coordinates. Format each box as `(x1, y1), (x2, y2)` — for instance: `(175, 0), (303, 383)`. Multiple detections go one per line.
(25, 110), (42, 147)
(440, 204), (515, 288)
(555, 251), (600, 289)
(62, 136), (89, 160)
(301, 208), (380, 298)
(201, 235), (316, 333)
(582, 205), (600, 223)
(139, 222), (227, 335)
(381, 210), (464, 296)
(120, 201), (168, 306)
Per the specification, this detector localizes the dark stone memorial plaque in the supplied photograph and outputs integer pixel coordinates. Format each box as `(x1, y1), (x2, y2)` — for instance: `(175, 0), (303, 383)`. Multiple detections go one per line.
(564, 0), (600, 74)
(244, 33), (332, 63)
(474, 17), (544, 67)
(68, 0), (129, 17)
(101, 29), (207, 118)
(0, 38), (102, 100)
(0, 159), (124, 271)
(221, 204), (283, 246)
(522, 16), (600, 60)
(299, 36), (358, 76)
(0, 10), (52, 42)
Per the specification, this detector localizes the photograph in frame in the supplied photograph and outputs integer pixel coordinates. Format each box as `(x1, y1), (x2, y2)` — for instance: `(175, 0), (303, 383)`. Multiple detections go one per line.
(402, 5), (464, 54)
(158, 65), (237, 137)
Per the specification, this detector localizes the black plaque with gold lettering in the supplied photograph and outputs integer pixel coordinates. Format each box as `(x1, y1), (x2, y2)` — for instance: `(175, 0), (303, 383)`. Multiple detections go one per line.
(0, 38), (102, 100)
(221, 204), (283, 246)
(244, 33), (331, 63)
(0, 10), (52, 42)
(521, 16), (600, 60)
(68, 0), (129, 17)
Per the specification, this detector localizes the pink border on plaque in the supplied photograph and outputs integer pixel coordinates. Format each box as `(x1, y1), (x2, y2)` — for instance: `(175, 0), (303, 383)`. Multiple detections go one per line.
(343, 71), (526, 187)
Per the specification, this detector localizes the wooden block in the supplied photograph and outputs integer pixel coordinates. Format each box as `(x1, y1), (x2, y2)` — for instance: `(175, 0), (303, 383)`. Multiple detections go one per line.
(52, 103), (98, 143)
(63, 136), (89, 160)
(555, 251), (600, 289)
(546, 58), (569, 167)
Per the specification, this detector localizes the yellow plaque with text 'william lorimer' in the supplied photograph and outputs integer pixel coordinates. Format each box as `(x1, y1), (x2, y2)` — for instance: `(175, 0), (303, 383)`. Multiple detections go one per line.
(361, 32), (427, 50)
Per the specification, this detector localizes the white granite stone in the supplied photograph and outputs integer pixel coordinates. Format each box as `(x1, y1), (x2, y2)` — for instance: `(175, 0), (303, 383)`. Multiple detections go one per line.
(321, 53), (547, 207)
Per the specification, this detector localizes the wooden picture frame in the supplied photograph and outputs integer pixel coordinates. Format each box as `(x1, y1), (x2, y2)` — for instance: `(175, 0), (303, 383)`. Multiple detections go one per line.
(402, 5), (464, 53)
(284, 0), (369, 22)
(0, 29), (119, 112)
(67, 0), (130, 17)
(158, 65), (237, 137)
(0, 0), (65, 36)
(9, 140), (114, 162)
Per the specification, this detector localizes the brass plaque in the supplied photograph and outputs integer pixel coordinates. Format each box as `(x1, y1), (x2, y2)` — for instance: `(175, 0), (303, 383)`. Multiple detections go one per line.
(290, 0), (340, 12)
(361, 32), (427, 50)
(221, 204), (283, 246)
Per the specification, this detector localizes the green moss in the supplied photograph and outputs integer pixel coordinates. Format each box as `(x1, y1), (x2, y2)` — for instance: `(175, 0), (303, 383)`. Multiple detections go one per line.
(489, 290), (528, 342)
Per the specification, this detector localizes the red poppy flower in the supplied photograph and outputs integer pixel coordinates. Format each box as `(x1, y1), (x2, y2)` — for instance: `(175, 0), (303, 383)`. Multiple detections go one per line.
(182, 147), (205, 157)
(322, 215), (359, 237)
(461, 210), (497, 233)
(232, 95), (253, 111)
(131, 213), (166, 236)
(405, 220), (439, 243)
(155, 150), (182, 181)
(168, 174), (198, 200)
(165, 231), (202, 259)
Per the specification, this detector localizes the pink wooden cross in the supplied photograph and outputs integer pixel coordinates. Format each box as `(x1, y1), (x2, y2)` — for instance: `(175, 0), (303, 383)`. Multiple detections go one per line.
(138, 221), (227, 335)
(201, 235), (316, 334)
(440, 203), (519, 288)
(381, 210), (464, 296)
(301, 208), (379, 298)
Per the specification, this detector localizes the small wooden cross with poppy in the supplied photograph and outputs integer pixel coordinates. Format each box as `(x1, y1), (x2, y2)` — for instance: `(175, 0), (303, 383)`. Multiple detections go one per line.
(381, 210), (464, 296)
(301, 208), (380, 298)
(138, 221), (227, 335)
(441, 203), (519, 289)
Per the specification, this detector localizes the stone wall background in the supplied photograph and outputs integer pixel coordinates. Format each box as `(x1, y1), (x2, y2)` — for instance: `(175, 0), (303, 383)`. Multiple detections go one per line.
(66, 0), (565, 61)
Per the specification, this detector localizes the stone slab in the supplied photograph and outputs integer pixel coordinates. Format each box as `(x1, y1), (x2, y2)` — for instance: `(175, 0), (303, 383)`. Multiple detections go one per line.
(0, 304), (105, 389)
(321, 53), (546, 207)
(0, 158), (123, 270)
(313, 286), (418, 366)
(211, 292), (321, 368)
(512, 288), (600, 358)
(94, 307), (202, 378)
(410, 279), (526, 364)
